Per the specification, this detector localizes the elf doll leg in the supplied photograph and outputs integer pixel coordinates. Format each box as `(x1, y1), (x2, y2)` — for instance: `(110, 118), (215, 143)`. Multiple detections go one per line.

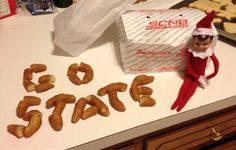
(171, 76), (192, 110)
(176, 81), (199, 112)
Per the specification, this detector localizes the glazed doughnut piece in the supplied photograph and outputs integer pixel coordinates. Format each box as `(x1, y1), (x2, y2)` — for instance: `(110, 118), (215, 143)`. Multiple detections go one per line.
(7, 124), (26, 138)
(108, 91), (126, 112)
(86, 95), (110, 117)
(138, 86), (153, 95)
(97, 82), (127, 96)
(139, 96), (156, 107)
(133, 75), (154, 86)
(78, 62), (94, 84)
(16, 96), (41, 118)
(36, 74), (56, 93)
(46, 93), (76, 109)
(23, 68), (33, 80)
(129, 85), (140, 101)
(68, 63), (78, 72)
(71, 97), (87, 123)
(35, 82), (55, 93)
(49, 112), (63, 131)
(23, 79), (37, 92)
(30, 64), (47, 73)
(22, 110), (42, 138)
(48, 101), (66, 131)
(38, 74), (56, 83)
(81, 106), (98, 120)
(23, 67), (36, 92)
(67, 63), (82, 85)
(68, 72), (82, 85)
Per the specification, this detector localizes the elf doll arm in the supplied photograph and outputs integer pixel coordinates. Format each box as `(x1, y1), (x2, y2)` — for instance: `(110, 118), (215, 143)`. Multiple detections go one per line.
(185, 51), (200, 81)
(206, 53), (219, 80)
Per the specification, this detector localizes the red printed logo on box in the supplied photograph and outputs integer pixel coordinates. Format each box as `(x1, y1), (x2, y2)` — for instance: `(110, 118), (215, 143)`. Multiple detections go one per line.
(146, 19), (188, 30)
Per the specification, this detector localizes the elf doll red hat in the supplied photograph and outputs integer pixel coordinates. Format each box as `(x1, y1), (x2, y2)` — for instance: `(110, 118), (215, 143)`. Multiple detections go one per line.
(192, 10), (216, 36)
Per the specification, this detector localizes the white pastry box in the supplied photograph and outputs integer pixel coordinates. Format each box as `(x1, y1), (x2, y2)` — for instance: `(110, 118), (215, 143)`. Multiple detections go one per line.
(117, 8), (218, 74)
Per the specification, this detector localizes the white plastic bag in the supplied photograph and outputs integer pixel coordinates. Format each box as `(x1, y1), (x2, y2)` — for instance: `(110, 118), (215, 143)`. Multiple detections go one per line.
(54, 0), (136, 56)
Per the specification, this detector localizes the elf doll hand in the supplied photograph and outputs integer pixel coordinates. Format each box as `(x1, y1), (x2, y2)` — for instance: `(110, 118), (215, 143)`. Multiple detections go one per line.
(198, 76), (208, 88)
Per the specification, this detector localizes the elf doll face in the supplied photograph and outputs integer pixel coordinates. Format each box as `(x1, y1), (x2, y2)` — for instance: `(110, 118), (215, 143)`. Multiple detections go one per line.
(192, 35), (212, 52)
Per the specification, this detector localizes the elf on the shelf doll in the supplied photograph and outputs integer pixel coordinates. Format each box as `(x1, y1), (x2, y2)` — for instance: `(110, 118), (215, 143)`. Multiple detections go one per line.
(171, 10), (219, 112)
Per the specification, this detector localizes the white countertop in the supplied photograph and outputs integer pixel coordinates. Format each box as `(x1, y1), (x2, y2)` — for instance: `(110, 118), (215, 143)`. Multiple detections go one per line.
(1, 0), (236, 150)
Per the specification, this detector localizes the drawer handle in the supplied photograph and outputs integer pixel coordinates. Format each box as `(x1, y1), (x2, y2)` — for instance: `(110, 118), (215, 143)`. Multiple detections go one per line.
(211, 128), (223, 141)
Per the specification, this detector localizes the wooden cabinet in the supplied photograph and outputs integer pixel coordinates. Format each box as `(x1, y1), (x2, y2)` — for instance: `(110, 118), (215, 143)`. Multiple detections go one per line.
(105, 104), (236, 150)
(145, 108), (236, 150)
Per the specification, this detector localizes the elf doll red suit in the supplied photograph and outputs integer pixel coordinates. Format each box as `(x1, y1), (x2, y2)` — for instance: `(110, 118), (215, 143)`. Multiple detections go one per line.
(171, 10), (219, 112)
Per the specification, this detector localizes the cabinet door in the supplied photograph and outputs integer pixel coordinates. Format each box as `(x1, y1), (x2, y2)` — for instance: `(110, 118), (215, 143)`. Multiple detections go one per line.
(145, 110), (236, 150)
(120, 141), (143, 150)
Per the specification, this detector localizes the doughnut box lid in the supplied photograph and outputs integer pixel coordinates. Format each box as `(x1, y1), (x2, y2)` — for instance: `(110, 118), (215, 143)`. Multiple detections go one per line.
(120, 8), (218, 45)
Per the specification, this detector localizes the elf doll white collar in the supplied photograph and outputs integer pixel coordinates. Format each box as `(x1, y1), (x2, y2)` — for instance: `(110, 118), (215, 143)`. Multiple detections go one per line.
(189, 48), (213, 59)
